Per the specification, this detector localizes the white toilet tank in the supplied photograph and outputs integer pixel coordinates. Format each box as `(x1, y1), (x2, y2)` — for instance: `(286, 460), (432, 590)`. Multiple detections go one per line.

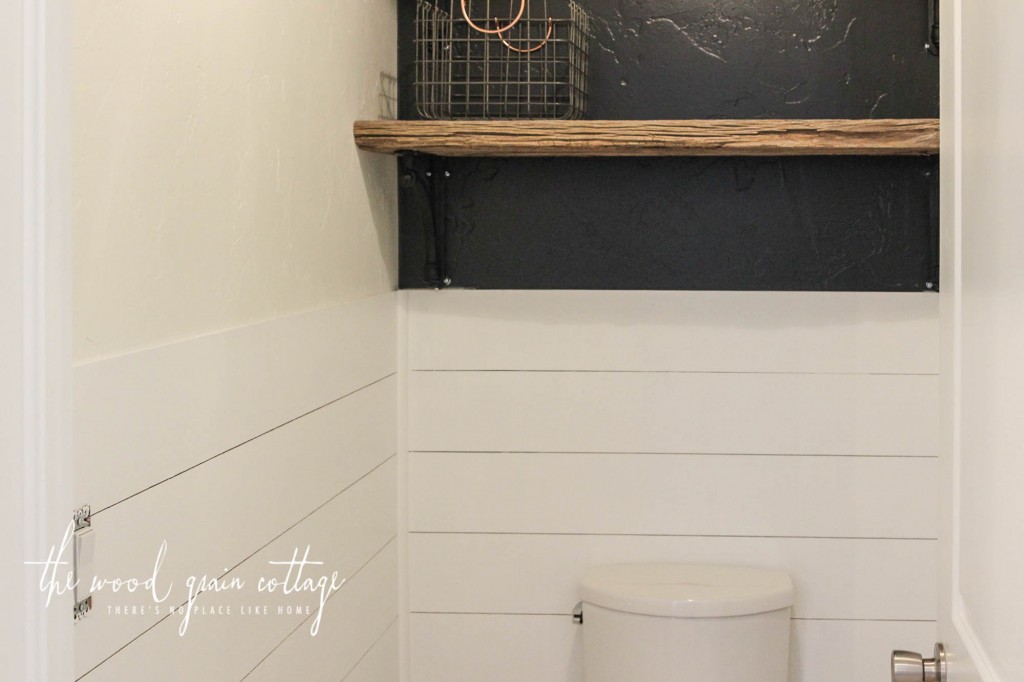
(581, 563), (794, 682)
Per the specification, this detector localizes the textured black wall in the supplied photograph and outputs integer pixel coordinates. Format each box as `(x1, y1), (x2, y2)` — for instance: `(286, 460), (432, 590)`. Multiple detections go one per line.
(397, 0), (940, 291)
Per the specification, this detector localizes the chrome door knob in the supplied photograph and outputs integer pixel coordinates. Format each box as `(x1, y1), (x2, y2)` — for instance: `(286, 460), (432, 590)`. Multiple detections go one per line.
(892, 650), (926, 680)
(892, 643), (946, 682)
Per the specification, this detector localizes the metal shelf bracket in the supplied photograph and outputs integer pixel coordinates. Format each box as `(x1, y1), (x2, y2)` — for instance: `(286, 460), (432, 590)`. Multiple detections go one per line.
(400, 153), (452, 289)
(926, 0), (939, 55)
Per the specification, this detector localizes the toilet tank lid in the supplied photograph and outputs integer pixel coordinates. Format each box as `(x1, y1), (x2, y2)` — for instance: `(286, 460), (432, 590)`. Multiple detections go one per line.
(580, 563), (794, 618)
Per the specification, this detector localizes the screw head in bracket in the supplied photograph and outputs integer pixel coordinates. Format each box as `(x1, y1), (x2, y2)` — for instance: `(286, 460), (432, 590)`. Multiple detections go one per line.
(74, 596), (93, 621)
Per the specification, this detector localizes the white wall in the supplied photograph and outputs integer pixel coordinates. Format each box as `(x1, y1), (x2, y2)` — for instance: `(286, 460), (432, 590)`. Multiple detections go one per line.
(73, 298), (399, 681)
(404, 290), (941, 682)
(73, 0), (398, 363)
(72, 2), (399, 680)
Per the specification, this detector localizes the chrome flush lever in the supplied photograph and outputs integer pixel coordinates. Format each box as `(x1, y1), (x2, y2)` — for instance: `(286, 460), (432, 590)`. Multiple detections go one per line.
(892, 643), (946, 682)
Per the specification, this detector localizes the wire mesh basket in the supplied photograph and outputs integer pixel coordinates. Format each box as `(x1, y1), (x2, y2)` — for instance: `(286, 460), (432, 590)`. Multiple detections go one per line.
(415, 0), (591, 120)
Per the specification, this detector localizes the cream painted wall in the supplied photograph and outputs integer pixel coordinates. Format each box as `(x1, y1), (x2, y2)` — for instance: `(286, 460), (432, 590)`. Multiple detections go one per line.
(71, 5), (400, 678)
(72, 0), (398, 362)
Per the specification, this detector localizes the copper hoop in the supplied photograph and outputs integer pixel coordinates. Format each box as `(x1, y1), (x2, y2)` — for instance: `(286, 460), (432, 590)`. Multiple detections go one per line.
(498, 17), (554, 53)
(460, 0), (526, 34)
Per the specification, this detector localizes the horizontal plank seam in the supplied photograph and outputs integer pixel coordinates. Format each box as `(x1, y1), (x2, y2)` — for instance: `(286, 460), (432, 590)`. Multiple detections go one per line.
(408, 612), (937, 624)
(92, 372), (397, 515)
(77, 465), (398, 681)
(410, 450), (939, 459)
(408, 531), (938, 541)
(339, 617), (400, 682)
(411, 369), (939, 377)
(793, 617), (937, 623)
(72, 291), (397, 369)
(240, 538), (399, 682)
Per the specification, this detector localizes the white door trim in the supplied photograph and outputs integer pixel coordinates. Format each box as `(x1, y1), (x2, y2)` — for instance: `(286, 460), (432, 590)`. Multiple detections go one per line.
(942, 1), (1005, 679)
(941, 0), (967, 652)
(2, 0), (74, 679)
(954, 595), (999, 681)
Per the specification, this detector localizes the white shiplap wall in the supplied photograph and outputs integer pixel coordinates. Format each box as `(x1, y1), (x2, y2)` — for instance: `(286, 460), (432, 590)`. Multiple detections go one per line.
(404, 290), (941, 682)
(73, 294), (398, 681)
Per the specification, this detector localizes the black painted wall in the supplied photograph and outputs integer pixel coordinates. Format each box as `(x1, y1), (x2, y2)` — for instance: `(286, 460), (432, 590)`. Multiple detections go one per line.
(397, 0), (940, 291)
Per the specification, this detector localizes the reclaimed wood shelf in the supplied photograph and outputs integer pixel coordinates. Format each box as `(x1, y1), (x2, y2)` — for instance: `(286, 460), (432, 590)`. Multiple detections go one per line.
(353, 119), (939, 157)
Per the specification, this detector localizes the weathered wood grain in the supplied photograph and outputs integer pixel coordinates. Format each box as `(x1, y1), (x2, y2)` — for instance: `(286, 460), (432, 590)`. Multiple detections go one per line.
(353, 119), (939, 157)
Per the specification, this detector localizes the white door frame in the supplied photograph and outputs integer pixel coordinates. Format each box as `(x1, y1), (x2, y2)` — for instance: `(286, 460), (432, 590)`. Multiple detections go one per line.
(1, 1), (74, 679)
(940, 1), (1017, 679)
(938, 2), (979, 678)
